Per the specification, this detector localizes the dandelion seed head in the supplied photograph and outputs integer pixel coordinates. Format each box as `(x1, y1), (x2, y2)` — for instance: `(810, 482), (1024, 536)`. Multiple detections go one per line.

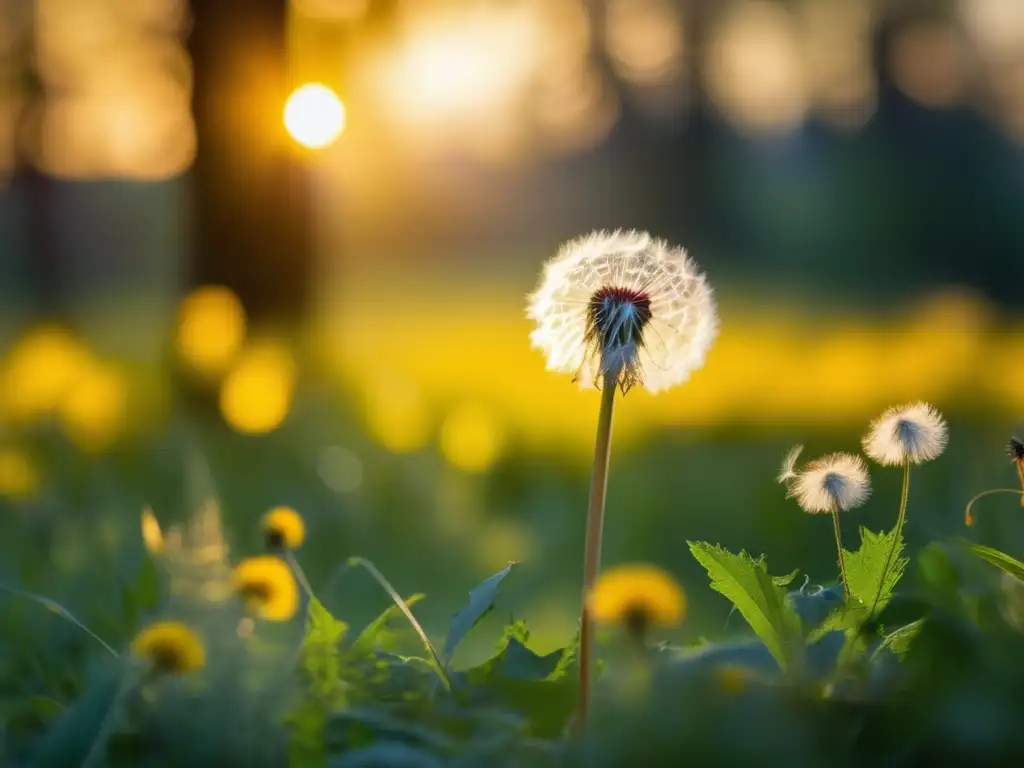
(526, 230), (718, 394)
(792, 452), (871, 514)
(777, 444), (804, 485)
(862, 402), (948, 466)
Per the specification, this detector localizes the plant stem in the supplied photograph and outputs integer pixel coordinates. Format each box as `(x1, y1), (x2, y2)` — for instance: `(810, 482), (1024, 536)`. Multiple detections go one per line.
(346, 557), (451, 691)
(286, 551), (315, 601)
(575, 372), (618, 731)
(870, 462), (911, 618)
(830, 505), (849, 599)
(964, 488), (1024, 526)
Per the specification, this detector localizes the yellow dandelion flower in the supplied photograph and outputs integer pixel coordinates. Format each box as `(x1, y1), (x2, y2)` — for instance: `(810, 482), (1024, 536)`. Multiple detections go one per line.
(233, 556), (299, 621)
(588, 563), (686, 636)
(140, 507), (164, 556)
(714, 663), (749, 694)
(261, 506), (306, 550)
(131, 621), (205, 675)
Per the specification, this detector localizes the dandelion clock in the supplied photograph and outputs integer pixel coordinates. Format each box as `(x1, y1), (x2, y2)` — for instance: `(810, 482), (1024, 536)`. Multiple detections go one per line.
(527, 230), (718, 727)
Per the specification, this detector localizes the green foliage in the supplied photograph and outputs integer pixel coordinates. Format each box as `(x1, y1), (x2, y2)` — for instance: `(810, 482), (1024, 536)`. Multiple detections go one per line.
(687, 542), (803, 672)
(843, 526), (908, 611)
(960, 540), (1024, 582)
(442, 562), (517, 665)
(350, 594), (426, 657)
(287, 596), (350, 768)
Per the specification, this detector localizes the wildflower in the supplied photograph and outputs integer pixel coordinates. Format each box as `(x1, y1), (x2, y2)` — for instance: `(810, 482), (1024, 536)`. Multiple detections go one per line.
(261, 506), (306, 550)
(791, 453), (871, 514)
(1009, 436), (1024, 463)
(714, 664), (750, 694)
(776, 444), (804, 486)
(526, 230), (718, 394)
(788, 453), (870, 599)
(1010, 437), (1024, 504)
(140, 507), (164, 556)
(964, 436), (1024, 525)
(588, 563), (686, 638)
(233, 556), (299, 621)
(131, 621), (205, 675)
(862, 402), (947, 467)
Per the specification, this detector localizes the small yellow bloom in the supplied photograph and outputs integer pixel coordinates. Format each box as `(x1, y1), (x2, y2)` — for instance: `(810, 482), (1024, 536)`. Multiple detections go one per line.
(131, 621), (205, 675)
(588, 563), (686, 635)
(714, 663), (749, 694)
(140, 507), (164, 556)
(0, 447), (40, 500)
(233, 556), (299, 621)
(261, 506), (306, 550)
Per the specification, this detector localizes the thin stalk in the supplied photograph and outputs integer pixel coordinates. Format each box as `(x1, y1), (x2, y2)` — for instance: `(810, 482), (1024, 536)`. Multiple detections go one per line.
(869, 462), (911, 619)
(285, 551), (315, 601)
(80, 670), (142, 768)
(345, 557), (451, 691)
(964, 488), (1024, 526)
(575, 371), (618, 731)
(830, 505), (849, 599)
(0, 584), (118, 658)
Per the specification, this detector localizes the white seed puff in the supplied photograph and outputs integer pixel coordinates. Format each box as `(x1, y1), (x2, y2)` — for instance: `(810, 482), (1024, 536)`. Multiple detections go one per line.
(862, 402), (948, 467)
(791, 452), (871, 514)
(526, 230), (718, 394)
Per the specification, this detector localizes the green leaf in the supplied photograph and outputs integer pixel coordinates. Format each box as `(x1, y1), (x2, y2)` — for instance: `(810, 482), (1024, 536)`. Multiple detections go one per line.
(687, 542), (803, 672)
(288, 597), (351, 768)
(350, 594), (426, 656)
(960, 540), (1024, 582)
(843, 526), (907, 611)
(301, 596), (349, 700)
(442, 562), (516, 664)
(772, 569), (800, 587)
(872, 618), (926, 661)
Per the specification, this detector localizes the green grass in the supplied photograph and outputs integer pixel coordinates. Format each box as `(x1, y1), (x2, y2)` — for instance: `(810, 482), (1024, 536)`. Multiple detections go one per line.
(2, 389), (1024, 766)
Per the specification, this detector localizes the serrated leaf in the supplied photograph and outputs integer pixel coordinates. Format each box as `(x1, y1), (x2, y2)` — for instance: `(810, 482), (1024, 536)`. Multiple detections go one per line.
(872, 618), (925, 661)
(687, 542), (803, 672)
(843, 526), (907, 611)
(350, 594), (426, 656)
(443, 562), (516, 664)
(289, 597), (350, 768)
(301, 596), (349, 701)
(960, 540), (1024, 582)
(773, 569), (800, 587)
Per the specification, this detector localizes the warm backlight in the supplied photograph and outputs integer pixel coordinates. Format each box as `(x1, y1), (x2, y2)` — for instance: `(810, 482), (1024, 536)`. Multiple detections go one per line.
(283, 83), (346, 149)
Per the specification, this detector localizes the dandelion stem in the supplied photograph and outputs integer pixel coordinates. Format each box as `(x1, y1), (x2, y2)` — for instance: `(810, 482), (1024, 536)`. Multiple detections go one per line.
(575, 370), (618, 731)
(345, 557), (451, 691)
(870, 462), (911, 619)
(830, 505), (849, 599)
(285, 551), (316, 601)
(964, 488), (1024, 526)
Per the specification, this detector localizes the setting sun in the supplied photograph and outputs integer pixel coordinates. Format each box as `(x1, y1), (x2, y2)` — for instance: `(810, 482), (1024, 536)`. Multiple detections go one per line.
(283, 83), (346, 149)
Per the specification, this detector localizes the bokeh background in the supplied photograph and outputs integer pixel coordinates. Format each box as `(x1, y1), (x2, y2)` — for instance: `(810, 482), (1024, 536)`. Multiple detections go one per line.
(1, 0), (1023, 661)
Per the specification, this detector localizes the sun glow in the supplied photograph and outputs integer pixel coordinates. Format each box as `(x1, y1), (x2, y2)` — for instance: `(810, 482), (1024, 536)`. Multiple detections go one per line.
(284, 83), (346, 149)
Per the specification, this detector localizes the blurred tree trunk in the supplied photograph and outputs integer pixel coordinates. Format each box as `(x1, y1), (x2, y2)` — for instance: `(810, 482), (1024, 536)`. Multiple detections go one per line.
(185, 0), (313, 328)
